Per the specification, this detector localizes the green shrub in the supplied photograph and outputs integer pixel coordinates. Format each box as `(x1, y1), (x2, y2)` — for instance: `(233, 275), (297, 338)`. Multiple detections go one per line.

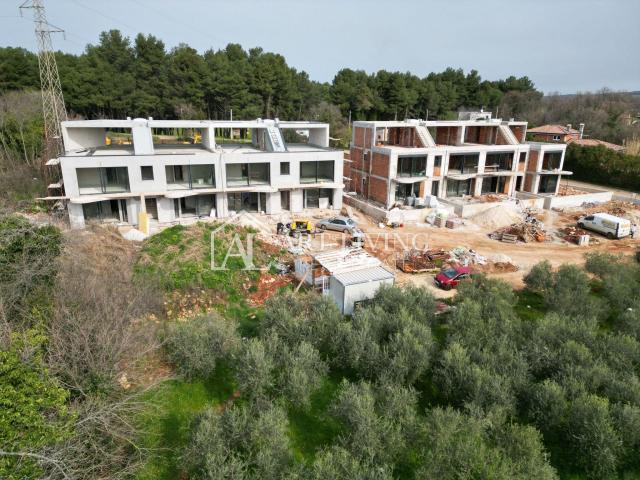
(165, 313), (240, 379)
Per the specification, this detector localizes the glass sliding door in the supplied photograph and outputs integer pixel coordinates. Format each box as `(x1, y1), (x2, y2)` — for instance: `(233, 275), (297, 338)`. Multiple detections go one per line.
(77, 167), (130, 194)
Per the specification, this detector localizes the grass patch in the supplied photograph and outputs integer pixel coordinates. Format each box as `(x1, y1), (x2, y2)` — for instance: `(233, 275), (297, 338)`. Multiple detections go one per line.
(287, 373), (342, 463)
(514, 289), (547, 322)
(135, 364), (236, 480)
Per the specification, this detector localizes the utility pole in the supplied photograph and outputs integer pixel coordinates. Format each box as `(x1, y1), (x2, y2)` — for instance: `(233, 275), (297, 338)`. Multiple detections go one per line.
(20, 0), (67, 190)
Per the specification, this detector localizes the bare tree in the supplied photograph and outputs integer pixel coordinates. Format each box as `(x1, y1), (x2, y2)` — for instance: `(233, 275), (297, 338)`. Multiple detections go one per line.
(46, 225), (163, 395)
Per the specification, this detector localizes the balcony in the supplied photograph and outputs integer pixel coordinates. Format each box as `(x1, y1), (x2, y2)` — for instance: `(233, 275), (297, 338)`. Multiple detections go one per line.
(77, 167), (130, 195)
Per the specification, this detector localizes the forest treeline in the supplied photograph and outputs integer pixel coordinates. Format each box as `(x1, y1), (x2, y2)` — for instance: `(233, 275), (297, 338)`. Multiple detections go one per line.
(0, 30), (536, 125)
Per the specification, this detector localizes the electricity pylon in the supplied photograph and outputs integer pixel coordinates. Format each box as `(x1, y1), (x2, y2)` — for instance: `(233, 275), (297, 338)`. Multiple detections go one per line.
(20, 0), (67, 181)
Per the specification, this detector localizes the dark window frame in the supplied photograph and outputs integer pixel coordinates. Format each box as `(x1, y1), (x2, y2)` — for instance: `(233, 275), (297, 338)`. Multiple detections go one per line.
(165, 164), (215, 189)
(300, 161), (334, 184)
(77, 166), (130, 194)
(280, 162), (290, 175)
(397, 156), (427, 177)
(140, 165), (154, 181)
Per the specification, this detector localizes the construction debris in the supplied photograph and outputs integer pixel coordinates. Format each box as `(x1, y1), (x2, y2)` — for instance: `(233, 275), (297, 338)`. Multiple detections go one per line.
(571, 200), (640, 220)
(561, 226), (600, 245)
(450, 246), (487, 266)
(490, 220), (547, 243)
(396, 249), (448, 273)
(558, 185), (587, 196)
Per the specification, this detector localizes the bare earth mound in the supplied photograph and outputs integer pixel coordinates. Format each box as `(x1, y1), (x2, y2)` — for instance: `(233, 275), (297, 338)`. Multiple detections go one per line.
(469, 204), (523, 229)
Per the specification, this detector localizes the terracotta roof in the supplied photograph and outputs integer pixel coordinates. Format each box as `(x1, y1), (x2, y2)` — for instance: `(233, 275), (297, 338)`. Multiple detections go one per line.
(567, 137), (625, 152)
(528, 124), (580, 135)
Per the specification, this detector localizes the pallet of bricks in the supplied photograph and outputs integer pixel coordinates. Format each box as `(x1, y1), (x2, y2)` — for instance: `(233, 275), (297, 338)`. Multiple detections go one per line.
(396, 249), (448, 273)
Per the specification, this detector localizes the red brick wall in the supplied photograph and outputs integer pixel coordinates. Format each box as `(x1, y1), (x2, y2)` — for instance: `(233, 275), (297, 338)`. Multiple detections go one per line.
(436, 127), (458, 145)
(350, 147), (363, 170)
(509, 125), (526, 143)
(368, 177), (388, 204)
(371, 152), (390, 177)
(524, 174), (533, 191)
(353, 127), (373, 148)
(527, 150), (539, 172)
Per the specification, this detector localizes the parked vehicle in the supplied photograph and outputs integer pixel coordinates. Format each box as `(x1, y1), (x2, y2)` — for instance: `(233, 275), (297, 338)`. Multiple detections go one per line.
(316, 216), (358, 233)
(434, 265), (472, 290)
(577, 213), (631, 239)
(285, 219), (313, 238)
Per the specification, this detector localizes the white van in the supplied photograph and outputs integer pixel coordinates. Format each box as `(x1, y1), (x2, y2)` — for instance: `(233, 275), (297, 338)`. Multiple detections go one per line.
(577, 213), (631, 239)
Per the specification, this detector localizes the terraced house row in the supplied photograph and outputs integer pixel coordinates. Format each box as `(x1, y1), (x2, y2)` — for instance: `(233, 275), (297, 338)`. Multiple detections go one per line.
(345, 111), (570, 209)
(50, 118), (344, 229)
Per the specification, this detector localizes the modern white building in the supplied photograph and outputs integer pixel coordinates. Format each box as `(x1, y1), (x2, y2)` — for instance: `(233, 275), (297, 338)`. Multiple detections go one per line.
(51, 118), (344, 229)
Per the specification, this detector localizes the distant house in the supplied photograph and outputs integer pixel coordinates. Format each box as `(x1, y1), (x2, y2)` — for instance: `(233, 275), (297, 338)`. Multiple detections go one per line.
(528, 123), (624, 152)
(528, 124), (583, 143)
(566, 138), (626, 153)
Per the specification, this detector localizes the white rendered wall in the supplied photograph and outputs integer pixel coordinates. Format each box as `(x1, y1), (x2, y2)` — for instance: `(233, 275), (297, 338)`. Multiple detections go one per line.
(63, 127), (107, 152)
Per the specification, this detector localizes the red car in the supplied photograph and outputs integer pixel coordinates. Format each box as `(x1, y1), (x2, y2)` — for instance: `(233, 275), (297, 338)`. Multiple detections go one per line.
(434, 265), (472, 290)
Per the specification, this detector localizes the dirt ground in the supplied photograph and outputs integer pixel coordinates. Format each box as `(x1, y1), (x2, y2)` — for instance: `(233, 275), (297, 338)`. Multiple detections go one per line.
(341, 203), (640, 295)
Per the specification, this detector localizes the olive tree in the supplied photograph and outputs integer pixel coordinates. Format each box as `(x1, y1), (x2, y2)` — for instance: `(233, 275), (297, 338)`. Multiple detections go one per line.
(165, 313), (240, 379)
(565, 393), (621, 479)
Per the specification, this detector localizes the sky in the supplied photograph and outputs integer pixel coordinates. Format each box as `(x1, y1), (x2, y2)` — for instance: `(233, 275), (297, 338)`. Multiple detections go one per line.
(1, 0), (639, 94)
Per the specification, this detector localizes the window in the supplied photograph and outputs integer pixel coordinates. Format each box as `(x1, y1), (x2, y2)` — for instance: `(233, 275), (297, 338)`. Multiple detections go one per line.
(303, 188), (331, 208)
(485, 152), (514, 172)
(446, 179), (472, 197)
(431, 180), (440, 196)
(538, 175), (559, 194)
(300, 161), (334, 183)
(141, 166), (154, 181)
(77, 167), (130, 194)
(226, 163), (270, 186)
(542, 152), (562, 171)
(397, 156), (427, 177)
(175, 195), (216, 217)
(395, 183), (419, 201)
(552, 135), (561, 141)
(434, 155), (442, 168)
(280, 162), (290, 175)
(228, 192), (265, 212)
(448, 154), (479, 174)
(165, 164), (215, 189)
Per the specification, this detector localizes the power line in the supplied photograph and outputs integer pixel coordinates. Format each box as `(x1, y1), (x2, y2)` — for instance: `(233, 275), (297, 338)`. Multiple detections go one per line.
(68, 0), (140, 35)
(130, 0), (222, 49)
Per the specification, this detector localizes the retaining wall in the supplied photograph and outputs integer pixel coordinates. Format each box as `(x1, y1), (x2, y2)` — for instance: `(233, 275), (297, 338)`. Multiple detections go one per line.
(543, 187), (613, 209)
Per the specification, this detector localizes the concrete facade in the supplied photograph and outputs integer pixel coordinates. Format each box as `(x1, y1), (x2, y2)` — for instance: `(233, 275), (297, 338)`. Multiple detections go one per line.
(346, 114), (569, 209)
(56, 118), (344, 229)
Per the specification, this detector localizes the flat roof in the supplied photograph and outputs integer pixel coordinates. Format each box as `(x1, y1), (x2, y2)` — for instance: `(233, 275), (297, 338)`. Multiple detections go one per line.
(333, 265), (394, 286)
(62, 118), (329, 130)
(354, 119), (527, 128)
(313, 247), (382, 275)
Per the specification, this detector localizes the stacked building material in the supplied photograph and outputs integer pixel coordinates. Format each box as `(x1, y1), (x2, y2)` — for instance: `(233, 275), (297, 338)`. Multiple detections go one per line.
(490, 221), (546, 243)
